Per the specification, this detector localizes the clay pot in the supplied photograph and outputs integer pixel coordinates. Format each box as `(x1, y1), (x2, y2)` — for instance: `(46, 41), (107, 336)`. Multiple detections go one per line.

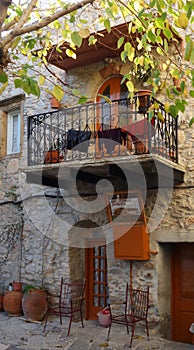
(0, 294), (4, 311)
(12, 282), (22, 291)
(22, 289), (48, 321)
(135, 90), (152, 113)
(3, 291), (23, 316)
(49, 97), (61, 109)
(132, 137), (148, 154)
(44, 150), (63, 164)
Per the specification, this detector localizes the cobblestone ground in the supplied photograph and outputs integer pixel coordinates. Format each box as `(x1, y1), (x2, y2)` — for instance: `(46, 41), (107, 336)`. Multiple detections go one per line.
(0, 313), (193, 350)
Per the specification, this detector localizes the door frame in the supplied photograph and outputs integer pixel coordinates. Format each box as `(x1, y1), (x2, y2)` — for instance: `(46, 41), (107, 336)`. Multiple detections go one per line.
(85, 241), (108, 320)
(171, 243), (194, 343)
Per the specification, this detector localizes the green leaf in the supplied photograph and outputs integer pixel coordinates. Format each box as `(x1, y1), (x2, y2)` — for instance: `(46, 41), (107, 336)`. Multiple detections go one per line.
(70, 15), (75, 23)
(117, 37), (124, 49)
(157, 111), (165, 122)
(169, 104), (179, 117)
(89, 35), (97, 45)
(178, 13), (189, 28)
(189, 117), (194, 127)
(79, 29), (90, 38)
(173, 87), (180, 95)
(156, 47), (164, 55)
(30, 80), (40, 97)
(39, 76), (45, 85)
(164, 38), (169, 53)
(97, 93), (112, 104)
(189, 90), (194, 97)
(126, 81), (134, 93)
(11, 36), (21, 50)
(163, 28), (172, 40)
(23, 81), (31, 95)
(53, 85), (64, 101)
(71, 32), (82, 48)
(147, 30), (156, 43)
(78, 96), (88, 104)
(156, 36), (163, 45)
(121, 50), (127, 62)
(14, 78), (23, 89)
(0, 72), (8, 84)
(185, 37), (193, 61)
(104, 19), (111, 33)
(155, 16), (165, 29)
(66, 48), (76, 59)
(0, 82), (8, 94)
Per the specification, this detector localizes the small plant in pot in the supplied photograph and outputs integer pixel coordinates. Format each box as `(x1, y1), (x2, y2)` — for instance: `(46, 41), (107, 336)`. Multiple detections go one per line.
(44, 139), (64, 164)
(125, 57), (154, 113)
(22, 285), (48, 322)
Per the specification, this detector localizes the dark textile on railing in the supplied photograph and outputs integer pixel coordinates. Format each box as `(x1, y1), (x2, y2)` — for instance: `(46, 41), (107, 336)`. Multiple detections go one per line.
(98, 128), (127, 154)
(66, 126), (91, 152)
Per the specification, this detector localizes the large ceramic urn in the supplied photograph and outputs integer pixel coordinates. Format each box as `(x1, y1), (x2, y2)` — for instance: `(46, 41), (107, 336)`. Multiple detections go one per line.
(22, 289), (48, 321)
(3, 291), (23, 316)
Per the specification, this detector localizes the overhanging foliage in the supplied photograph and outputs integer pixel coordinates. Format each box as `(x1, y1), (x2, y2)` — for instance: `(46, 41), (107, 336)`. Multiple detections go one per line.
(0, 0), (193, 124)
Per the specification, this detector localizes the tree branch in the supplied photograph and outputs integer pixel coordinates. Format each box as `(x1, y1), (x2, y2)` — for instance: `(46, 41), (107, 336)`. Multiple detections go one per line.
(0, 0), (12, 36)
(14, 0), (38, 31)
(2, 0), (95, 48)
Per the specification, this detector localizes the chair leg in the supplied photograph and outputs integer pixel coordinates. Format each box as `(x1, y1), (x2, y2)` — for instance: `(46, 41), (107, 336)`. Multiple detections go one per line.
(145, 320), (149, 340)
(107, 323), (112, 341)
(125, 316), (129, 334)
(67, 315), (73, 336)
(43, 312), (48, 333)
(129, 324), (135, 348)
(80, 306), (84, 328)
(59, 311), (63, 325)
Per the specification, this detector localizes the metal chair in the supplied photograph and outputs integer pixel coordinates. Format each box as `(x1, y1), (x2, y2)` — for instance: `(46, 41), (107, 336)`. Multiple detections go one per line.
(107, 283), (150, 348)
(43, 278), (85, 336)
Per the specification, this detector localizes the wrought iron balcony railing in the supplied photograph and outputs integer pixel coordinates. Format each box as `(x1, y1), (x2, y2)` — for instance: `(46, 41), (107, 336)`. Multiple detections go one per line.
(27, 96), (178, 166)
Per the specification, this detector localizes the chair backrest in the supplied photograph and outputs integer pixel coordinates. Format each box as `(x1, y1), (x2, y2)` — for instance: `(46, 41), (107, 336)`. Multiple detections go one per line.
(126, 283), (150, 319)
(59, 278), (85, 308)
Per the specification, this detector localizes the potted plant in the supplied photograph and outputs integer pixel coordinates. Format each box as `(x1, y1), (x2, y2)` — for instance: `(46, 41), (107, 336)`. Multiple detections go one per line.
(22, 285), (48, 322)
(12, 281), (22, 291)
(126, 60), (153, 113)
(49, 95), (61, 109)
(44, 139), (64, 164)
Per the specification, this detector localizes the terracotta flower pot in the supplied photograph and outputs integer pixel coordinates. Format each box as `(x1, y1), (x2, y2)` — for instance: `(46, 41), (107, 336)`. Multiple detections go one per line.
(22, 289), (48, 321)
(12, 281), (22, 291)
(135, 90), (152, 113)
(3, 291), (23, 316)
(44, 150), (63, 164)
(49, 97), (61, 109)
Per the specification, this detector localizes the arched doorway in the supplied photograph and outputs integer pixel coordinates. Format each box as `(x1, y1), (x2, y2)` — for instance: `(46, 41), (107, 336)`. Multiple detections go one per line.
(96, 76), (128, 102)
(96, 76), (128, 128)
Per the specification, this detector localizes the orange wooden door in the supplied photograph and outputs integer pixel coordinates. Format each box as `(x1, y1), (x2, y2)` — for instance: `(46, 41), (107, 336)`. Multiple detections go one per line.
(96, 77), (128, 128)
(97, 77), (127, 101)
(85, 244), (109, 320)
(172, 243), (194, 344)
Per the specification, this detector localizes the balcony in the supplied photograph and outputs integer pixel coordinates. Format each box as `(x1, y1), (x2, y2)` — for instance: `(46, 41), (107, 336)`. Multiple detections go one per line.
(26, 95), (184, 190)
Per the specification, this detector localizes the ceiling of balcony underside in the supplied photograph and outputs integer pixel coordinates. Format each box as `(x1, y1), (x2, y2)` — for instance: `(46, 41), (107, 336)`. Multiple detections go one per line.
(47, 22), (129, 71)
(47, 21), (182, 71)
(25, 155), (185, 194)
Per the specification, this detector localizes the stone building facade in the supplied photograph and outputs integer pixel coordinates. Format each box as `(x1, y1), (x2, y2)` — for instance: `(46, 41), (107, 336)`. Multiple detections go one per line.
(0, 23), (193, 345)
